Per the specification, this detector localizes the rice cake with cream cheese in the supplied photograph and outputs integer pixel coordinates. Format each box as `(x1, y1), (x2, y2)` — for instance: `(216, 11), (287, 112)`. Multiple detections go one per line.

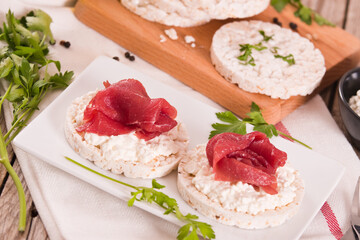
(210, 20), (326, 99)
(65, 90), (189, 178)
(177, 144), (305, 229)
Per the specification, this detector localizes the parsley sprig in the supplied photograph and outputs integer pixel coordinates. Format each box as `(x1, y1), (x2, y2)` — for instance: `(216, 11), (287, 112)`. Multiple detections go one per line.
(0, 10), (73, 231)
(237, 30), (295, 66)
(271, 0), (335, 27)
(210, 102), (311, 149)
(237, 42), (267, 66)
(274, 54), (295, 65)
(259, 30), (273, 42)
(65, 157), (215, 240)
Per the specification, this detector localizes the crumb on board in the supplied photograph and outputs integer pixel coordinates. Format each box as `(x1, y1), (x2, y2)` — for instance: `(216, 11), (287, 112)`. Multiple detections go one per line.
(164, 28), (178, 40)
(160, 34), (167, 43)
(184, 35), (195, 43)
(184, 35), (196, 47)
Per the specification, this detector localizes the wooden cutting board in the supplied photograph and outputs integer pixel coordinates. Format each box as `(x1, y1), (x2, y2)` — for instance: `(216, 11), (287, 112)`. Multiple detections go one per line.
(74, 0), (360, 123)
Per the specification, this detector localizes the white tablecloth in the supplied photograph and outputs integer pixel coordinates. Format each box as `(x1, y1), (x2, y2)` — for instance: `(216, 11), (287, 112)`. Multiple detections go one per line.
(1, 1), (360, 239)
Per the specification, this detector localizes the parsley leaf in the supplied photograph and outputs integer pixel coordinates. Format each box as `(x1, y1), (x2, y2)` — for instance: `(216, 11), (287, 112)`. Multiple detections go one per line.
(314, 13), (336, 27)
(237, 31), (295, 67)
(259, 30), (273, 42)
(294, 4), (312, 25)
(65, 157), (216, 240)
(270, 46), (279, 54)
(237, 43), (267, 66)
(210, 102), (311, 149)
(271, 0), (290, 12)
(25, 9), (55, 44)
(0, 10), (73, 232)
(209, 111), (247, 138)
(274, 54), (295, 65)
(271, 0), (335, 27)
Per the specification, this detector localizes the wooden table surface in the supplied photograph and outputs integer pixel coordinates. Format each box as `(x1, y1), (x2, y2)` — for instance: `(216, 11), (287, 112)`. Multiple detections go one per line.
(1, 0), (360, 239)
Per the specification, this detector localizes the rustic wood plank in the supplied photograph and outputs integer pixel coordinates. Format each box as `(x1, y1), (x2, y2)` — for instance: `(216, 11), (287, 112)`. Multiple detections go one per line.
(0, 159), (48, 240)
(301, 0), (347, 27)
(330, 0), (360, 158)
(300, 0), (348, 110)
(74, 0), (360, 124)
(346, 0), (360, 39)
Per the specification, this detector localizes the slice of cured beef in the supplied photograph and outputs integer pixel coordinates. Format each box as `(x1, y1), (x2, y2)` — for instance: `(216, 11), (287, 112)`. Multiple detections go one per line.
(76, 79), (177, 140)
(206, 132), (287, 194)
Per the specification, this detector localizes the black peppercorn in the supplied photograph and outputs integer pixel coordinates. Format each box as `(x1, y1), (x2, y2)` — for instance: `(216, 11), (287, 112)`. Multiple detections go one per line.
(289, 22), (298, 31)
(273, 17), (282, 27)
(129, 55), (135, 61)
(125, 51), (131, 58)
(60, 40), (71, 48)
(113, 56), (120, 61)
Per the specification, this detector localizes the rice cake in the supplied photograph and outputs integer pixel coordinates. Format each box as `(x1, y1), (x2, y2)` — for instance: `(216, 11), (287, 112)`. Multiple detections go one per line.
(204, 0), (270, 20)
(210, 20), (326, 99)
(120, 0), (211, 27)
(65, 91), (189, 178)
(177, 144), (305, 229)
(121, 0), (270, 27)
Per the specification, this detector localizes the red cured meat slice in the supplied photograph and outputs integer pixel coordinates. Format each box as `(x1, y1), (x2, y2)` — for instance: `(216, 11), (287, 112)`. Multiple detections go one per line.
(76, 79), (177, 140)
(206, 132), (287, 195)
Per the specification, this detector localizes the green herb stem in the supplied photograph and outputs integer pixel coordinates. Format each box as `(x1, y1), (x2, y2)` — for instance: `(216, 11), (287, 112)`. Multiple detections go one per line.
(64, 157), (139, 191)
(5, 108), (35, 146)
(4, 108), (31, 141)
(65, 157), (215, 240)
(210, 103), (311, 150)
(0, 126), (26, 231)
(0, 82), (13, 113)
(0, 10), (74, 232)
(278, 131), (312, 149)
(1, 159), (26, 231)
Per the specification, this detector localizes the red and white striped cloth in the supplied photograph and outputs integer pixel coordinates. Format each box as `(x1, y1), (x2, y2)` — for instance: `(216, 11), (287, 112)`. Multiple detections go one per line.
(276, 122), (346, 240)
(2, 1), (360, 240)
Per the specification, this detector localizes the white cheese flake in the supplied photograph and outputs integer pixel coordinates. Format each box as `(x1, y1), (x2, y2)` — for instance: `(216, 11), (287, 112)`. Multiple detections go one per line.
(349, 89), (360, 117)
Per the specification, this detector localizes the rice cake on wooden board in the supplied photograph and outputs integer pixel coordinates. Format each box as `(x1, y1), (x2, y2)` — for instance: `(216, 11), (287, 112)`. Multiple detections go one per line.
(74, 0), (360, 124)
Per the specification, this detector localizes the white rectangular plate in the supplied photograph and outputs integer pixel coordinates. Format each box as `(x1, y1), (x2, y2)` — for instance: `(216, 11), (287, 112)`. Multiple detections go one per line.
(13, 56), (345, 240)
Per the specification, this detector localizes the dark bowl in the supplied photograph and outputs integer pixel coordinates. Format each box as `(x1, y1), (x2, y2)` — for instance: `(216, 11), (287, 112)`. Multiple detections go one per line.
(338, 67), (360, 150)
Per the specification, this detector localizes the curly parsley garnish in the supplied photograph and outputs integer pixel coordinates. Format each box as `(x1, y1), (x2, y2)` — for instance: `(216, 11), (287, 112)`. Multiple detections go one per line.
(259, 30), (274, 42)
(271, 0), (335, 27)
(0, 10), (73, 231)
(237, 31), (295, 66)
(237, 42), (267, 66)
(210, 102), (311, 149)
(274, 54), (295, 65)
(65, 157), (215, 240)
